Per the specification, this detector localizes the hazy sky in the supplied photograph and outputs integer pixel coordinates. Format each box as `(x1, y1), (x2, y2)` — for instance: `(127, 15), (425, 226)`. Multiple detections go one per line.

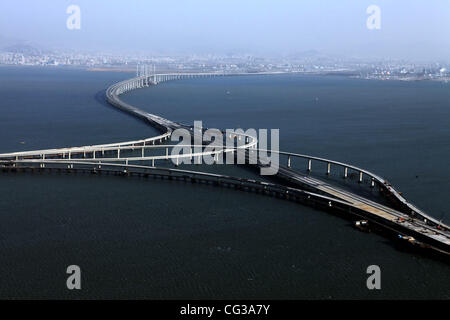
(0, 0), (449, 60)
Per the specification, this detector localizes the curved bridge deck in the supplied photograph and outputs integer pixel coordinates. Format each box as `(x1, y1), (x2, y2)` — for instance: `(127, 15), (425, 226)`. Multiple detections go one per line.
(0, 72), (449, 256)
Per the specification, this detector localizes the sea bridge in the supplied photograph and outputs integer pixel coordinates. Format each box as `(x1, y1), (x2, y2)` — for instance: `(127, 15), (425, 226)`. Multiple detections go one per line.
(1, 71), (449, 257)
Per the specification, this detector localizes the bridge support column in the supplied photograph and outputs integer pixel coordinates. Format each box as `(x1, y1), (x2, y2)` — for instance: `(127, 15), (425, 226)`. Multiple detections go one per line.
(142, 147), (144, 158)
(327, 163), (331, 175)
(371, 178), (375, 188)
(359, 172), (363, 183)
(152, 159), (155, 167)
(307, 159), (312, 172)
(287, 156), (291, 168)
(165, 148), (169, 159)
(344, 167), (348, 178)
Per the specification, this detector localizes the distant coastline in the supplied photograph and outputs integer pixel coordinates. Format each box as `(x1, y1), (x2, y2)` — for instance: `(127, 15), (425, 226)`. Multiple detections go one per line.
(1, 64), (449, 82)
(87, 67), (135, 73)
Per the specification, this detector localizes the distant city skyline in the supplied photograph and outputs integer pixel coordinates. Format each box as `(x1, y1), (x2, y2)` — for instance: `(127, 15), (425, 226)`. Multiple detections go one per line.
(0, 0), (449, 62)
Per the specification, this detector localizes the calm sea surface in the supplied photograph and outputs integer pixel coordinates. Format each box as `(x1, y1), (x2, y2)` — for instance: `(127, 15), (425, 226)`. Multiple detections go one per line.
(0, 66), (449, 299)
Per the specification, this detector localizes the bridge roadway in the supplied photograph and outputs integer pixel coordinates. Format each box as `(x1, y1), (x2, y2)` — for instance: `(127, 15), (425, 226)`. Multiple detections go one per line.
(2, 158), (449, 254)
(0, 72), (449, 255)
(276, 166), (450, 250)
(4, 143), (448, 251)
(104, 72), (449, 238)
(103, 72), (449, 237)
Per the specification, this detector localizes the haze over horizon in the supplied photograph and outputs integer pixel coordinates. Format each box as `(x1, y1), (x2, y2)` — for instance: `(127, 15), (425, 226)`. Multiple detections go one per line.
(0, 0), (449, 61)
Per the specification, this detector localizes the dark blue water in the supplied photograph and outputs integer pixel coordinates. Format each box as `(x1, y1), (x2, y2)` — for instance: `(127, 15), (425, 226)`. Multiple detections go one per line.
(0, 67), (448, 299)
(0, 66), (159, 153)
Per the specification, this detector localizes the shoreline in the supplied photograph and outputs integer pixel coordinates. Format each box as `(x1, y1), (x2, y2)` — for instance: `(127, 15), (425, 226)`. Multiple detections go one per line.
(1, 64), (449, 82)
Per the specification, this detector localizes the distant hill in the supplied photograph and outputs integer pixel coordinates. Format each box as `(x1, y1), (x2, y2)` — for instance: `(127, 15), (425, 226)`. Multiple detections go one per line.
(288, 50), (322, 58)
(3, 43), (42, 55)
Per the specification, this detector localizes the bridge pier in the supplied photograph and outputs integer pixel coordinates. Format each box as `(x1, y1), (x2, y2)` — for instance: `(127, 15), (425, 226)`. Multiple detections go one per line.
(307, 159), (312, 172)
(344, 167), (348, 178)
(327, 162), (331, 175)
(359, 171), (363, 183)
(287, 156), (291, 168)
